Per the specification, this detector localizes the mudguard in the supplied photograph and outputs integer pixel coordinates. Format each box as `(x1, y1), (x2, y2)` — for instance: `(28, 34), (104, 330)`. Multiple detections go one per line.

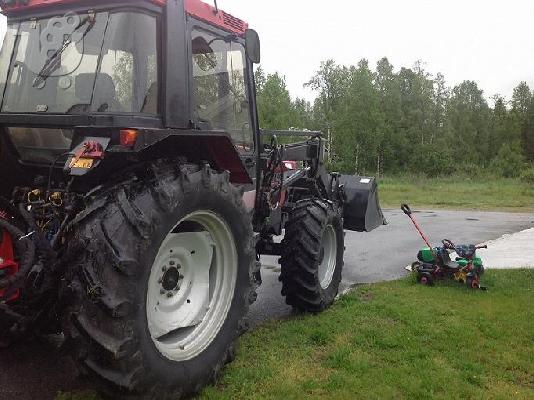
(339, 175), (386, 232)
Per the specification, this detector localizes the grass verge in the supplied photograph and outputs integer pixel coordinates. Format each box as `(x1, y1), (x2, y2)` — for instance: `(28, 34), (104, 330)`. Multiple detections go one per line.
(58, 269), (534, 400)
(378, 176), (534, 212)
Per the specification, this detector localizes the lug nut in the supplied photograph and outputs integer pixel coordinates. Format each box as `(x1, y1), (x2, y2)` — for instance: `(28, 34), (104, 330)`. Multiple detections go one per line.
(162, 266), (167, 272)
(166, 292), (174, 298)
(179, 274), (184, 280)
(169, 261), (175, 266)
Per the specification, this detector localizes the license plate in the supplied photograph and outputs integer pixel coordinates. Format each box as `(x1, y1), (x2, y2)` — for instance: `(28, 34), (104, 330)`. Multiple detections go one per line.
(72, 158), (94, 169)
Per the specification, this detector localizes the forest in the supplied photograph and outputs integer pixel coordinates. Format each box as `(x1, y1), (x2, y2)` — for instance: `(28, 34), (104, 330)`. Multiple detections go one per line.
(255, 58), (534, 182)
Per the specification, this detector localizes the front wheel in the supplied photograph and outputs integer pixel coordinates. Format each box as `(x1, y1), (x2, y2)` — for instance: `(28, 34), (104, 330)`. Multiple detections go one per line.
(280, 199), (344, 312)
(61, 162), (258, 398)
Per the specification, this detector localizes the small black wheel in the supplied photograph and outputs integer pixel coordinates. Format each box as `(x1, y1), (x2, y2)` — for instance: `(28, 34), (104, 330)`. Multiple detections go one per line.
(280, 199), (344, 312)
(418, 272), (434, 286)
(466, 276), (480, 289)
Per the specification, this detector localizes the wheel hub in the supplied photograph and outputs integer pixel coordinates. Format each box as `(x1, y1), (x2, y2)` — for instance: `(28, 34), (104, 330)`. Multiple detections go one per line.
(161, 267), (182, 291)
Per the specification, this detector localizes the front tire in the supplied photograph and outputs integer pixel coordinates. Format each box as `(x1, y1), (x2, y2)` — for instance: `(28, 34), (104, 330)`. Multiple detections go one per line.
(280, 199), (344, 312)
(61, 162), (258, 398)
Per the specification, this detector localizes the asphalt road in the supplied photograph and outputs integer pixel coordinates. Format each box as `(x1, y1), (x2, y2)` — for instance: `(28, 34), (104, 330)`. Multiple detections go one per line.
(2, 209), (533, 400)
(248, 209), (534, 325)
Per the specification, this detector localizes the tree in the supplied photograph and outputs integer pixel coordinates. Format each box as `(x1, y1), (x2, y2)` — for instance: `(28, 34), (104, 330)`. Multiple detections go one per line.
(291, 98), (313, 130)
(255, 71), (293, 130)
(376, 57), (404, 172)
(511, 81), (532, 118)
(334, 59), (384, 174)
(256, 58), (532, 178)
(522, 98), (534, 161)
(446, 81), (491, 164)
(489, 95), (513, 158)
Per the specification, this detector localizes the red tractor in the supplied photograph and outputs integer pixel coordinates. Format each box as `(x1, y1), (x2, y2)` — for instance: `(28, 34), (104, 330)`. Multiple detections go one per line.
(0, 0), (385, 397)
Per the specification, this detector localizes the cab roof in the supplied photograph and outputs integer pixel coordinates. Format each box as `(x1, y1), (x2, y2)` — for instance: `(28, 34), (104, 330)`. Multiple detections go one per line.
(0, 0), (248, 35)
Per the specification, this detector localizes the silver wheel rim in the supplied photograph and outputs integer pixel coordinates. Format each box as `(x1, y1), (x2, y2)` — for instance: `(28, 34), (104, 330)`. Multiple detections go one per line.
(318, 224), (337, 289)
(146, 210), (238, 361)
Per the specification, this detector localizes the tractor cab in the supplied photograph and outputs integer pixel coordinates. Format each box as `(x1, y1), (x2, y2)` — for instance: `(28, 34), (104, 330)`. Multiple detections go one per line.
(0, 0), (260, 167)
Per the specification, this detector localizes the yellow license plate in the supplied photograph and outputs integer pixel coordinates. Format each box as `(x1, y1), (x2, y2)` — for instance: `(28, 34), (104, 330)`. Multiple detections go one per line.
(72, 158), (94, 169)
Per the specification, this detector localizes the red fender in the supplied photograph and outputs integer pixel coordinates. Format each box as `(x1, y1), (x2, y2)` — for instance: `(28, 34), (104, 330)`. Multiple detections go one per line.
(0, 227), (20, 301)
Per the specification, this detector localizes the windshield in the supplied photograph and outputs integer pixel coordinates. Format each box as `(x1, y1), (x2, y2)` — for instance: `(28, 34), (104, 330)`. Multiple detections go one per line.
(0, 11), (158, 114)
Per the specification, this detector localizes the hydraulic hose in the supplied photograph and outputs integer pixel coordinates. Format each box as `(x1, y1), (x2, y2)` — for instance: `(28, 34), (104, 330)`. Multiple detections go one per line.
(0, 218), (36, 291)
(18, 203), (55, 261)
(18, 204), (37, 232)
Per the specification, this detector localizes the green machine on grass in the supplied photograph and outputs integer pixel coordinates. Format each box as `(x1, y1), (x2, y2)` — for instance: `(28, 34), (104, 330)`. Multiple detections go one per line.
(402, 204), (487, 289)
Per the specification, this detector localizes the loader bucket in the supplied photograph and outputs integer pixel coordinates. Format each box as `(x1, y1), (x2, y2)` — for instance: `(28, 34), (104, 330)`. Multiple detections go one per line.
(339, 175), (387, 232)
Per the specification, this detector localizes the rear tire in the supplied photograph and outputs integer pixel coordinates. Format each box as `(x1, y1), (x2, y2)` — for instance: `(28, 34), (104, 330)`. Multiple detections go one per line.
(280, 199), (344, 312)
(61, 161), (258, 399)
(418, 272), (434, 286)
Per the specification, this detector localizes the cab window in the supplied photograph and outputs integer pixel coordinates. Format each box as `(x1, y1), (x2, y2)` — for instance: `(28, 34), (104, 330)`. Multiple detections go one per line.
(191, 28), (252, 151)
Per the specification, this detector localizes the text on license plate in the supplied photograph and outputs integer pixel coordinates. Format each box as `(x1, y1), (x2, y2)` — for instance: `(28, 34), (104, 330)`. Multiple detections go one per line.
(72, 158), (94, 169)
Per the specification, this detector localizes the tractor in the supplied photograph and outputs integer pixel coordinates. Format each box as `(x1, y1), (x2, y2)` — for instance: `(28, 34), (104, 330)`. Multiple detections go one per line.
(0, 0), (386, 397)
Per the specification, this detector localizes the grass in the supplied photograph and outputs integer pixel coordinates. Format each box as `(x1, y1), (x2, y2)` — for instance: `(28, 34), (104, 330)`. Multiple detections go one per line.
(58, 269), (534, 400)
(378, 176), (534, 212)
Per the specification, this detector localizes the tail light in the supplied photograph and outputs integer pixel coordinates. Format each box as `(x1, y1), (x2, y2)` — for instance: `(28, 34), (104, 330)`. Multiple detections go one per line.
(283, 161), (297, 171)
(120, 129), (139, 148)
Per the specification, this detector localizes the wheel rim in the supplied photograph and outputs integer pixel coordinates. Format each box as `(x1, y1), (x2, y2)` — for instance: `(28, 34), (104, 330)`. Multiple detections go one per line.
(146, 210), (238, 361)
(318, 224), (337, 289)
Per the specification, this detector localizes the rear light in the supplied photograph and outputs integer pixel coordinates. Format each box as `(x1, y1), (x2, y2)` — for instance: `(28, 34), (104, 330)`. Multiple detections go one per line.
(120, 129), (138, 148)
(284, 162), (295, 170)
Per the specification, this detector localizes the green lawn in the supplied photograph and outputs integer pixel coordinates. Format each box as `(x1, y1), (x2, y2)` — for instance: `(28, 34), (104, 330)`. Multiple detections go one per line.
(378, 176), (534, 212)
(58, 270), (534, 400)
(200, 269), (534, 400)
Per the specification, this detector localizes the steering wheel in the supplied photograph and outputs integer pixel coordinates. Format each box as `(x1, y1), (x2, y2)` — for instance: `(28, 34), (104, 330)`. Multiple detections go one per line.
(442, 239), (456, 250)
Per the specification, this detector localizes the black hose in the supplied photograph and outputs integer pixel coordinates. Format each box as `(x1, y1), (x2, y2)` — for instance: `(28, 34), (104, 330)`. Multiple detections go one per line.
(18, 203), (37, 232)
(18, 203), (55, 261)
(0, 197), (19, 222)
(0, 218), (36, 290)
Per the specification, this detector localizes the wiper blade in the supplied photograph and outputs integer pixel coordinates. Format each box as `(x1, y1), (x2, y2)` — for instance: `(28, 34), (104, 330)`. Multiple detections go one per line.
(32, 15), (96, 88)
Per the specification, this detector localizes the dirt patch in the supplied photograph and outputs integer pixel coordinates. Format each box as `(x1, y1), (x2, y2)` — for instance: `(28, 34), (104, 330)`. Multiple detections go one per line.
(0, 339), (89, 400)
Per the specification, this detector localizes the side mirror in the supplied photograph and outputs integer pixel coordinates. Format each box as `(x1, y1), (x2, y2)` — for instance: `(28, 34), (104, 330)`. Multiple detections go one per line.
(245, 29), (261, 64)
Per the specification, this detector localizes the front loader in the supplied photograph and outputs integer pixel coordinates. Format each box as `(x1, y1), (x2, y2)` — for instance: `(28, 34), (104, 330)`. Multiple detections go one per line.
(0, 0), (386, 397)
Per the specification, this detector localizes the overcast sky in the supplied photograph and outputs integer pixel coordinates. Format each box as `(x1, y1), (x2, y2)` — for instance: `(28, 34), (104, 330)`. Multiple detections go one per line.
(1, 0), (533, 103)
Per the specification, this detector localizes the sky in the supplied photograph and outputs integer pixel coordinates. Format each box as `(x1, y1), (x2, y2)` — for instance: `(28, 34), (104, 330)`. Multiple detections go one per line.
(1, 0), (533, 103)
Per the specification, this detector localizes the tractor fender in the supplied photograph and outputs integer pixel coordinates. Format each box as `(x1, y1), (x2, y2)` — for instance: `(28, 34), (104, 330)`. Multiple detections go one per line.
(113, 131), (252, 184)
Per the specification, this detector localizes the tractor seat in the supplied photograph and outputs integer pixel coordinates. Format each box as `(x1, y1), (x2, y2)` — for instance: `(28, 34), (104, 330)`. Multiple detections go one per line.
(456, 245), (477, 259)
